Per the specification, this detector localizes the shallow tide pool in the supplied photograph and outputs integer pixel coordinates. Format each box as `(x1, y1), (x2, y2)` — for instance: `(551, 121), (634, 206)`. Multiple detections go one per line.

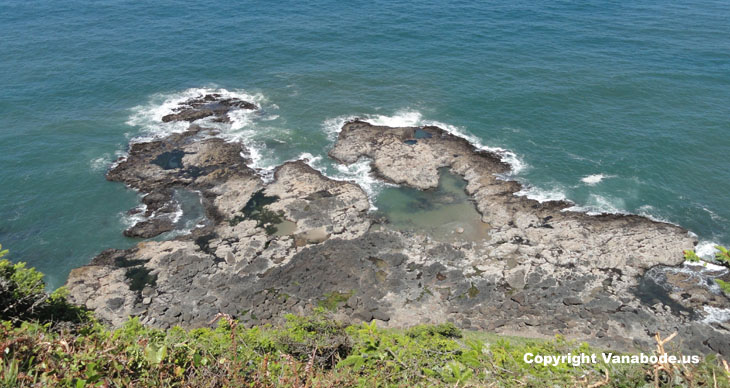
(374, 169), (490, 242)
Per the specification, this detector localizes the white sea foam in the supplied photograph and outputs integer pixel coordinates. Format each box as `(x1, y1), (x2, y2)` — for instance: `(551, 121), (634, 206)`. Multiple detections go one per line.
(91, 148), (129, 172)
(701, 206), (726, 223)
(564, 194), (626, 215)
(635, 204), (677, 224)
(322, 115), (356, 141)
(126, 87), (266, 138)
(702, 306), (730, 324)
(300, 151), (390, 210)
(120, 204), (148, 229)
(695, 241), (720, 259)
(125, 87), (283, 175)
(683, 259), (728, 272)
(363, 110), (424, 128)
(661, 258), (729, 296)
(333, 159), (391, 210)
(296, 152), (324, 167)
(515, 185), (568, 203)
(580, 173), (613, 186)
(170, 203), (184, 224)
(90, 155), (110, 172)
(322, 109), (527, 175)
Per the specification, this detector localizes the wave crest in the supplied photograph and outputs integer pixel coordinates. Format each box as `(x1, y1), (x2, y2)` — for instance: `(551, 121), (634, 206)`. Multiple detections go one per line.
(323, 109), (527, 175)
(122, 87), (284, 174)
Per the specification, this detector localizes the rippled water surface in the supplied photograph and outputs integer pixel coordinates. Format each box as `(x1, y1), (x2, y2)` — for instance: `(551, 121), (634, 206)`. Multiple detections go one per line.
(1, 1), (729, 288)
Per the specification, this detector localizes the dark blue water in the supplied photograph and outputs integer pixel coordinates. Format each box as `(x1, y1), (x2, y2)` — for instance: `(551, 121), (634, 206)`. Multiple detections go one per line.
(1, 1), (729, 288)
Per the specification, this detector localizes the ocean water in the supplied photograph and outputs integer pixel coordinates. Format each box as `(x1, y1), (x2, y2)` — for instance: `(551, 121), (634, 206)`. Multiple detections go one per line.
(1, 1), (729, 289)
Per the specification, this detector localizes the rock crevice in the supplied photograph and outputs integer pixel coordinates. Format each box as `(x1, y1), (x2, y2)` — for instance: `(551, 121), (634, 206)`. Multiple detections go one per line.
(66, 104), (730, 355)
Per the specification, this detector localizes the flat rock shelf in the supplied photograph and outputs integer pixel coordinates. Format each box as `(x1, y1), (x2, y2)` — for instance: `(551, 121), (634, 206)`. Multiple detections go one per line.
(66, 97), (730, 356)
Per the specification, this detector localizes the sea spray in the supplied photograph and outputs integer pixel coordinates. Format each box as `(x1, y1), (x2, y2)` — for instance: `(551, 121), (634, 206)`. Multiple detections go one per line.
(124, 87), (277, 172)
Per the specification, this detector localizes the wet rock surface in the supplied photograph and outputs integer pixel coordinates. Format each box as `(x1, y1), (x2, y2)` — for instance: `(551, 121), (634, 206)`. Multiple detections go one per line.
(67, 108), (730, 355)
(161, 94), (257, 123)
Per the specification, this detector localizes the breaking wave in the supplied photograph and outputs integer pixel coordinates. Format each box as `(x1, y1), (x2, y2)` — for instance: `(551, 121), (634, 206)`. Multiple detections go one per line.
(122, 87), (281, 173)
(298, 152), (391, 210)
(564, 194), (627, 215)
(322, 109), (527, 175)
(515, 185), (569, 203)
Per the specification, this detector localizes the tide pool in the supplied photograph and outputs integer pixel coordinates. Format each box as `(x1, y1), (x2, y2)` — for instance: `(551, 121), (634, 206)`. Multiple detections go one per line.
(1, 0), (729, 288)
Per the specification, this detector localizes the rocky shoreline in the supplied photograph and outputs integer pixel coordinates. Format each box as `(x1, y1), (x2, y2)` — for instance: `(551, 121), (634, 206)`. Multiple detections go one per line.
(66, 94), (730, 355)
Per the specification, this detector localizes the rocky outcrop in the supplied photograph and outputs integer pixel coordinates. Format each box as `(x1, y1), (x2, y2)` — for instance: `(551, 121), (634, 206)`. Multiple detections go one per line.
(161, 94), (257, 123)
(67, 94), (372, 327)
(66, 106), (730, 356)
(330, 120), (692, 273)
(328, 120), (729, 354)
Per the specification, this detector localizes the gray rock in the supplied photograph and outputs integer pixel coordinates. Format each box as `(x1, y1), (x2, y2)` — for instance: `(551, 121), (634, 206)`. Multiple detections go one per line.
(63, 114), (730, 358)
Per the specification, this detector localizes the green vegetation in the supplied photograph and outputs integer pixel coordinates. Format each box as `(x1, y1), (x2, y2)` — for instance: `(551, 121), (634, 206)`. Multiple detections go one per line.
(717, 279), (730, 295)
(684, 244), (730, 267)
(0, 255), (88, 325)
(684, 245), (730, 296)
(317, 291), (354, 311)
(718, 246), (730, 266)
(2, 246), (730, 387)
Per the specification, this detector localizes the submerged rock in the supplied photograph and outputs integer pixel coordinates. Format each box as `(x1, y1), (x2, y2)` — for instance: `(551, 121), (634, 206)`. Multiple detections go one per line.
(66, 114), (730, 356)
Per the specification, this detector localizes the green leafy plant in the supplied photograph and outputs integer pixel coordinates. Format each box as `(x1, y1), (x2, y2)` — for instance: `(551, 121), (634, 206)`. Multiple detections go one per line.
(684, 245), (730, 268)
(0, 247), (88, 325)
(716, 279), (730, 294)
(717, 245), (730, 266)
(1, 251), (729, 387)
(684, 249), (701, 262)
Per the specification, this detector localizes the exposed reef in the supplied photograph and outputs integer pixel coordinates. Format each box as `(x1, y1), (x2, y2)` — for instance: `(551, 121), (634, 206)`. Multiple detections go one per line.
(66, 101), (730, 355)
(160, 93), (257, 123)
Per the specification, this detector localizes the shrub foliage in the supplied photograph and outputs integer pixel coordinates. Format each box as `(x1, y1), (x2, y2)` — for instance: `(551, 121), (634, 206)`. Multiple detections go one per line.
(1, 246), (729, 387)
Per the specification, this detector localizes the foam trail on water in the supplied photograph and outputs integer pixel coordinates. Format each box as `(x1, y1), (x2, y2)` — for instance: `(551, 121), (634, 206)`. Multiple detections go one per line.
(332, 159), (391, 206)
(120, 204), (148, 229)
(581, 174), (614, 186)
(90, 155), (111, 172)
(362, 110), (423, 127)
(322, 115), (358, 141)
(170, 203), (184, 224)
(635, 204), (679, 224)
(296, 152), (324, 167)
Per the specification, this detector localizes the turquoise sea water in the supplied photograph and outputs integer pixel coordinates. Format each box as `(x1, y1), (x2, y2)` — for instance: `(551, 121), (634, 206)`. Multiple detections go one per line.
(1, 1), (729, 289)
